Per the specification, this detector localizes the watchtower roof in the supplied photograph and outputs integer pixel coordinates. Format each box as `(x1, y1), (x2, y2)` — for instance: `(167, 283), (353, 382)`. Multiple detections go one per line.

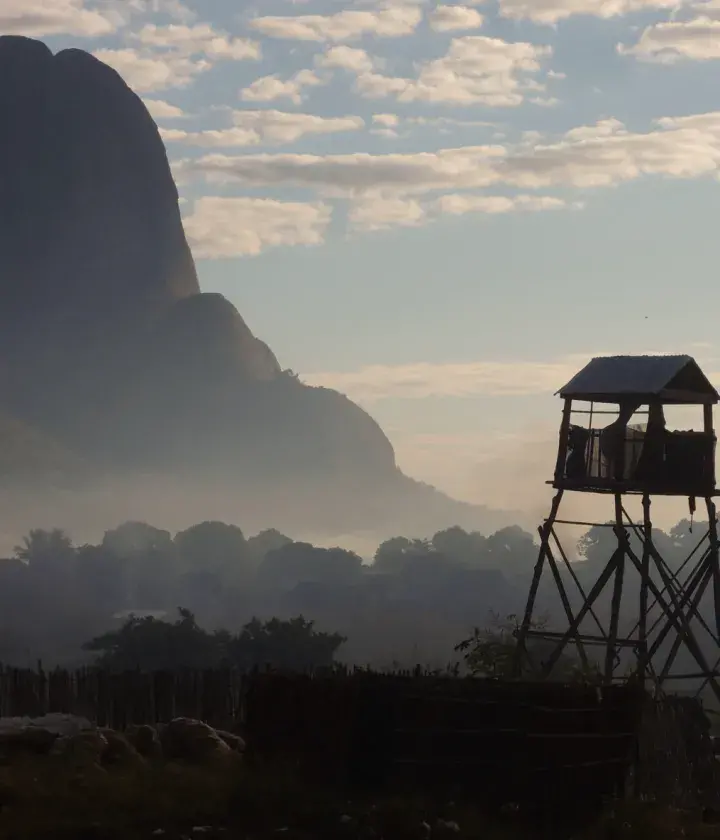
(557, 355), (719, 405)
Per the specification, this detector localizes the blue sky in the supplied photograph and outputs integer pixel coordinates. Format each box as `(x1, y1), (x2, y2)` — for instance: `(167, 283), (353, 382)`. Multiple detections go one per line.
(10, 0), (720, 522)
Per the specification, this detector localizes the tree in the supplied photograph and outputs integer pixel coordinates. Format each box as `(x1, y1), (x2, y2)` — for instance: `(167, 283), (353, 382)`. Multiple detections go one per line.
(14, 528), (74, 567)
(259, 542), (363, 590)
(455, 612), (590, 681)
(102, 521), (174, 558)
(227, 616), (346, 671)
(246, 528), (293, 568)
(485, 526), (536, 578)
(432, 526), (488, 567)
(83, 610), (346, 672)
(373, 536), (434, 573)
(83, 608), (222, 671)
(174, 521), (248, 579)
(75, 544), (129, 614)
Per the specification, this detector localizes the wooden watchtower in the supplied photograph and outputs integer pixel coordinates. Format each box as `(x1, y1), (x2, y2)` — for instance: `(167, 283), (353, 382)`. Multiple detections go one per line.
(514, 354), (720, 700)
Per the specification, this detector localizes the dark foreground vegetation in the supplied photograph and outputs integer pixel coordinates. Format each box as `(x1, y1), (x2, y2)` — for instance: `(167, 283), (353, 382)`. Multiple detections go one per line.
(0, 740), (715, 840)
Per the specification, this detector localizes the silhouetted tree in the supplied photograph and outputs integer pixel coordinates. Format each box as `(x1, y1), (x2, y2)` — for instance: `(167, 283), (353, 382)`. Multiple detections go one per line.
(174, 521), (248, 578)
(455, 612), (590, 681)
(373, 536), (434, 573)
(227, 615), (346, 671)
(83, 608), (222, 671)
(485, 526), (536, 578)
(14, 528), (74, 568)
(432, 526), (488, 566)
(247, 528), (293, 568)
(102, 521), (174, 558)
(83, 610), (345, 672)
(259, 542), (363, 590)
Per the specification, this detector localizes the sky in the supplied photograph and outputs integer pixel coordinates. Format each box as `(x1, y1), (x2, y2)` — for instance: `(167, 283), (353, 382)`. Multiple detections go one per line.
(7, 0), (720, 527)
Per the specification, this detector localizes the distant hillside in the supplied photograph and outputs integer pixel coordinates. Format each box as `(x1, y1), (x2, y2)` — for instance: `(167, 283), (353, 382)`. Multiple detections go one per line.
(0, 35), (516, 538)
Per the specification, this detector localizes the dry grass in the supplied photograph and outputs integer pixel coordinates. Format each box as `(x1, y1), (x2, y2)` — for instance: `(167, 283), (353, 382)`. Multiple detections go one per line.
(0, 755), (719, 840)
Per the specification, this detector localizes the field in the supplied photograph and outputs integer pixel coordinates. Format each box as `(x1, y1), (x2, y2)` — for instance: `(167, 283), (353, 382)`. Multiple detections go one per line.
(0, 667), (717, 839)
(0, 752), (719, 840)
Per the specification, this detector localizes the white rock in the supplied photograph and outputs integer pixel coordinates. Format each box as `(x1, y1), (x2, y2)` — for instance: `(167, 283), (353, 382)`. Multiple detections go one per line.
(0, 713), (94, 737)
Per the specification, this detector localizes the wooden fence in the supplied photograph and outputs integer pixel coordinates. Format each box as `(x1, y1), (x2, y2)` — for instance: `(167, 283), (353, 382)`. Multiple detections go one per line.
(0, 665), (646, 821)
(0, 665), (246, 730)
(245, 671), (645, 821)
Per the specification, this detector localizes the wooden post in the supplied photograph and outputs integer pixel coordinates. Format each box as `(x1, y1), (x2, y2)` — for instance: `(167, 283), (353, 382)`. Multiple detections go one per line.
(637, 494), (651, 685)
(513, 491), (563, 677)
(554, 398), (572, 483)
(605, 493), (626, 683)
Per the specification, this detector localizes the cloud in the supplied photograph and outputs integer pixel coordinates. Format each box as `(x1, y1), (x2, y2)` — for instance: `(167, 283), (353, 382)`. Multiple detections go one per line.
(248, 6), (423, 41)
(348, 196), (427, 230)
(315, 45), (378, 72)
(179, 144), (506, 196)
(306, 347), (720, 403)
(126, 0), (196, 23)
(182, 196), (332, 258)
(92, 47), (210, 92)
(500, 113), (720, 188)
(180, 109), (720, 198)
(433, 192), (570, 214)
(143, 97), (187, 119)
(355, 35), (552, 106)
(619, 16), (720, 62)
(0, 0), (118, 37)
(372, 113), (400, 128)
(304, 358), (584, 402)
(240, 69), (326, 103)
(134, 23), (261, 61)
(496, 0), (680, 24)
(429, 5), (485, 31)
(348, 190), (568, 231)
(162, 110), (364, 147)
(94, 20), (261, 95)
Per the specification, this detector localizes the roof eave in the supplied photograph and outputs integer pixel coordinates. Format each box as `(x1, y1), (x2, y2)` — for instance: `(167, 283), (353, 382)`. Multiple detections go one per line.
(556, 389), (719, 405)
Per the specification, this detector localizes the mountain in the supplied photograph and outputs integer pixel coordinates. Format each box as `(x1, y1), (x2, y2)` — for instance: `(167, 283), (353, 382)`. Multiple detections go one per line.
(0, 36), (518, 539)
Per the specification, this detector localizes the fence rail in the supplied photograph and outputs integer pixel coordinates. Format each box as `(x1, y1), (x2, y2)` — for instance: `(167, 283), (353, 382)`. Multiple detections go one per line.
(0, 664), (646, 819)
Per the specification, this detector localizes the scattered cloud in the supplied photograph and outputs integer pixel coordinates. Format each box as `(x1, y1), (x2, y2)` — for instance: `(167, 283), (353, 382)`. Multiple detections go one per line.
(0, 0), (119, 37)
(143, 97), (187, 119)
(92, 47), (210, 92)
(248, 6), (423, 42)
(348, 190), (568, 232)
(184, 108), (720, 196)
(183, 196), (332, 258)
(162, 110), (364, 147)
(133, 23), (261, 61)
(372, 113), (400, 128)
(429, 5), (485, 31)
(179, 144), (506, 196)
(496, 0), (679, 24)
(355, 35), (552, 106)
(315, 45), (378, 73)
(304, 357), (584, 402)
(127, 0), (196, 23)
(619, 17), (720, 62)
(433, 192), (569, 214)
(240, 69), (326, 103)
(349, 196), (427, 230)
(306, 350), (720, 404)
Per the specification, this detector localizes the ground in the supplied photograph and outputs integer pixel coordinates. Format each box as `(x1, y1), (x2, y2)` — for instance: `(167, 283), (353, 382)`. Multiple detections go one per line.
(0, 752), (719, 840)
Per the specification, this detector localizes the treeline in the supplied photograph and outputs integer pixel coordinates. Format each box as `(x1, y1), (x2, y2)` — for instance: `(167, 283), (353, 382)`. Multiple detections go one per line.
(0, 516), (703, 670)
(85, 609), (346, 673)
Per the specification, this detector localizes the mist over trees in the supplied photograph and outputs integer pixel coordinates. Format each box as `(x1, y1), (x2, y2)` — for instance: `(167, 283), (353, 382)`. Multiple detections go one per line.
(0, 516), (705, 672)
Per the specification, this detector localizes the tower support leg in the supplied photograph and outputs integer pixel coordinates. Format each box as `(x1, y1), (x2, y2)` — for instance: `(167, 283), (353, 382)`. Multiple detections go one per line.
(513, 490), (562, 677)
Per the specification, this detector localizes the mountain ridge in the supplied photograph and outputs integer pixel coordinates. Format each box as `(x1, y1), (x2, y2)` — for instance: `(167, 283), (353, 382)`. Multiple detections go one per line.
(0, 35), (519, 540)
